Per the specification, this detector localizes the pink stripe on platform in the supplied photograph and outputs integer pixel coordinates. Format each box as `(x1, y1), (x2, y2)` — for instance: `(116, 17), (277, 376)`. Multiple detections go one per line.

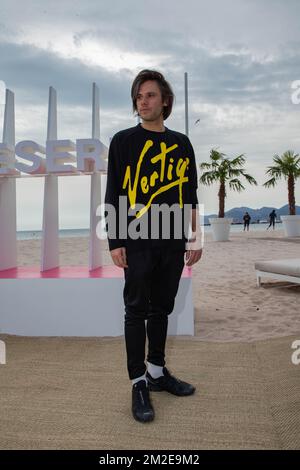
(0, 265), (192, 279)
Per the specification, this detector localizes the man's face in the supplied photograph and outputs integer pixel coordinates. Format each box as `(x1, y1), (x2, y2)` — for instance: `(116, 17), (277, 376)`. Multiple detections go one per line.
(136, 80), (167, 123)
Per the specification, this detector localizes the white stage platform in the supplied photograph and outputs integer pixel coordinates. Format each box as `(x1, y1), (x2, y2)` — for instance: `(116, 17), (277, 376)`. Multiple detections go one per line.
(0, 265), (194, 337)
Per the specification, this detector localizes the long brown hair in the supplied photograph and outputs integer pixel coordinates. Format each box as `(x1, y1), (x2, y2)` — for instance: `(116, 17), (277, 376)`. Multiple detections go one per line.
(131, 69), (174, 120)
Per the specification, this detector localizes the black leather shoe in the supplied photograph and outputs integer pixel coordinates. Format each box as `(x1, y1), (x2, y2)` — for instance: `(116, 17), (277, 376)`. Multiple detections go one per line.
(146, 367), (196, 396)
(132, 380), (154, 423)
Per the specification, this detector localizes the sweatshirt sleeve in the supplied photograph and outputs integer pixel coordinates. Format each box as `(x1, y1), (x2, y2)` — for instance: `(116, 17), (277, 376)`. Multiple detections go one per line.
(186, 137), (199, 209)
(104, 134), (126, 251)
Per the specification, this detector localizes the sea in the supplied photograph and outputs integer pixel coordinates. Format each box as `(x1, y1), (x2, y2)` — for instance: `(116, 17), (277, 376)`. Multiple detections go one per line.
(17, 222), (282, 240)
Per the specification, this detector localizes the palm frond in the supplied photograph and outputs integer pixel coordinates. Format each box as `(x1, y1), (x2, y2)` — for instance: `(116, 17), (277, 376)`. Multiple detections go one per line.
(199, 162), (212, 170)
(265, 150), (300, 185)
(199, 171), (218, 185)
(229, 154), (246, 167)
(263, 177), (277, 188)
(199, 148), (256, 197)
(228, 179), (245, 192)
(243, 173), (258, 185)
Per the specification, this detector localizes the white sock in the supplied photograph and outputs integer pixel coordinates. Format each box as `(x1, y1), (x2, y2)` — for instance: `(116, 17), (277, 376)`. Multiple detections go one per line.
(147, 361), (164, 379)
(132, 374), (147, 386)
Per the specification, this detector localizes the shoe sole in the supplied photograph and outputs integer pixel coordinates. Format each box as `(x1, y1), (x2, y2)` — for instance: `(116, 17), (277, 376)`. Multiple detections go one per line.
(132, 412), (155, 423)
(148, 382), (196, 396)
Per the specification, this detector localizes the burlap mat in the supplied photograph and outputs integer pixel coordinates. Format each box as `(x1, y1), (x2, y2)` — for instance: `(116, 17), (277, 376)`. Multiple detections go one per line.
(0, 334), (299, 449)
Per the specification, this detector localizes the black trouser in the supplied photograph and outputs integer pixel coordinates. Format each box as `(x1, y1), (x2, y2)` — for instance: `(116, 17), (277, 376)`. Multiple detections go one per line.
(267, 219), (275, 228)
(123, 246), (185, 380)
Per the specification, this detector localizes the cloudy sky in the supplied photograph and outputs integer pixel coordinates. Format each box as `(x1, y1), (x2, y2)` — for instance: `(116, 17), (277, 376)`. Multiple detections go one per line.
(1, 0), (300, 229)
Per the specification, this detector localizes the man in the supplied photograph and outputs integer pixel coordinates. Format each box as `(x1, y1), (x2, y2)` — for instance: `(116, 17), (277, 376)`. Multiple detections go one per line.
(104, 70), (202, 423)
(267, 209), (277, 230)
(243, 211), (251, 231)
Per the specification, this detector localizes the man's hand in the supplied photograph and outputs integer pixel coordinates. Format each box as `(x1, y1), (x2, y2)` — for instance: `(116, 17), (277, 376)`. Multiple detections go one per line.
(110, 247), (128, 268)
(185, 248), (202, 267)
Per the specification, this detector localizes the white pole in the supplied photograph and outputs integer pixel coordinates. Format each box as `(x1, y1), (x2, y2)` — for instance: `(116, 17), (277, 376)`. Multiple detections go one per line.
(184, 72), (189, 137)
(41, 86), (59, 271)
(89, 82), (103, 270)
(0, 89), (17, 270)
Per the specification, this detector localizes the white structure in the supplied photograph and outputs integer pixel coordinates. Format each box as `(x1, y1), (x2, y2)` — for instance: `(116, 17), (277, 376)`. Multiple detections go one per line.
(0, 84), (195, 337)
(89, 83), (104, 270)
(209, 217), (233, 241)
(0, 266), (194, 336)
(0, 83), (108, 272)
(0, 89), (17, 270)
(255, 258), (300, 287)
(41, 86), (59, 271)
(280, 215), (300, 237)
(0, 340), (6, 364)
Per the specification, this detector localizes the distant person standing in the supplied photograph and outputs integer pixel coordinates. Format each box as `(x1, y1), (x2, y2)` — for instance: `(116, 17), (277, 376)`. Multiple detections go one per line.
(267, 209), (277, 230)
(243, 212), (251, 231)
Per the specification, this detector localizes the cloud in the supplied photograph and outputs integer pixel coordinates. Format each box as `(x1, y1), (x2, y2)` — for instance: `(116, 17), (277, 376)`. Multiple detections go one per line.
(0, 41), (132, 108)
(1, 0), (300, 227)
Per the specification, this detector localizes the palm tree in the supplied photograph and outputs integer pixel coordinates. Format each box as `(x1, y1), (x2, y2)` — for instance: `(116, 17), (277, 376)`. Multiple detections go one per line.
(263, 150), (300, 215)
(199, 149), (258, 218)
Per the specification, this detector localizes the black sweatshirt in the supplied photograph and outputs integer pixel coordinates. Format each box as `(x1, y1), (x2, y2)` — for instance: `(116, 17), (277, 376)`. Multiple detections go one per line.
(104, 123), (198, 253)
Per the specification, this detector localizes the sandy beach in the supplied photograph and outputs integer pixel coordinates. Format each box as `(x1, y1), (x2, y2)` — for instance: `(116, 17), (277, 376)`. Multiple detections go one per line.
(17, 228), (300, 343)
(1, 229), (299, 450)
